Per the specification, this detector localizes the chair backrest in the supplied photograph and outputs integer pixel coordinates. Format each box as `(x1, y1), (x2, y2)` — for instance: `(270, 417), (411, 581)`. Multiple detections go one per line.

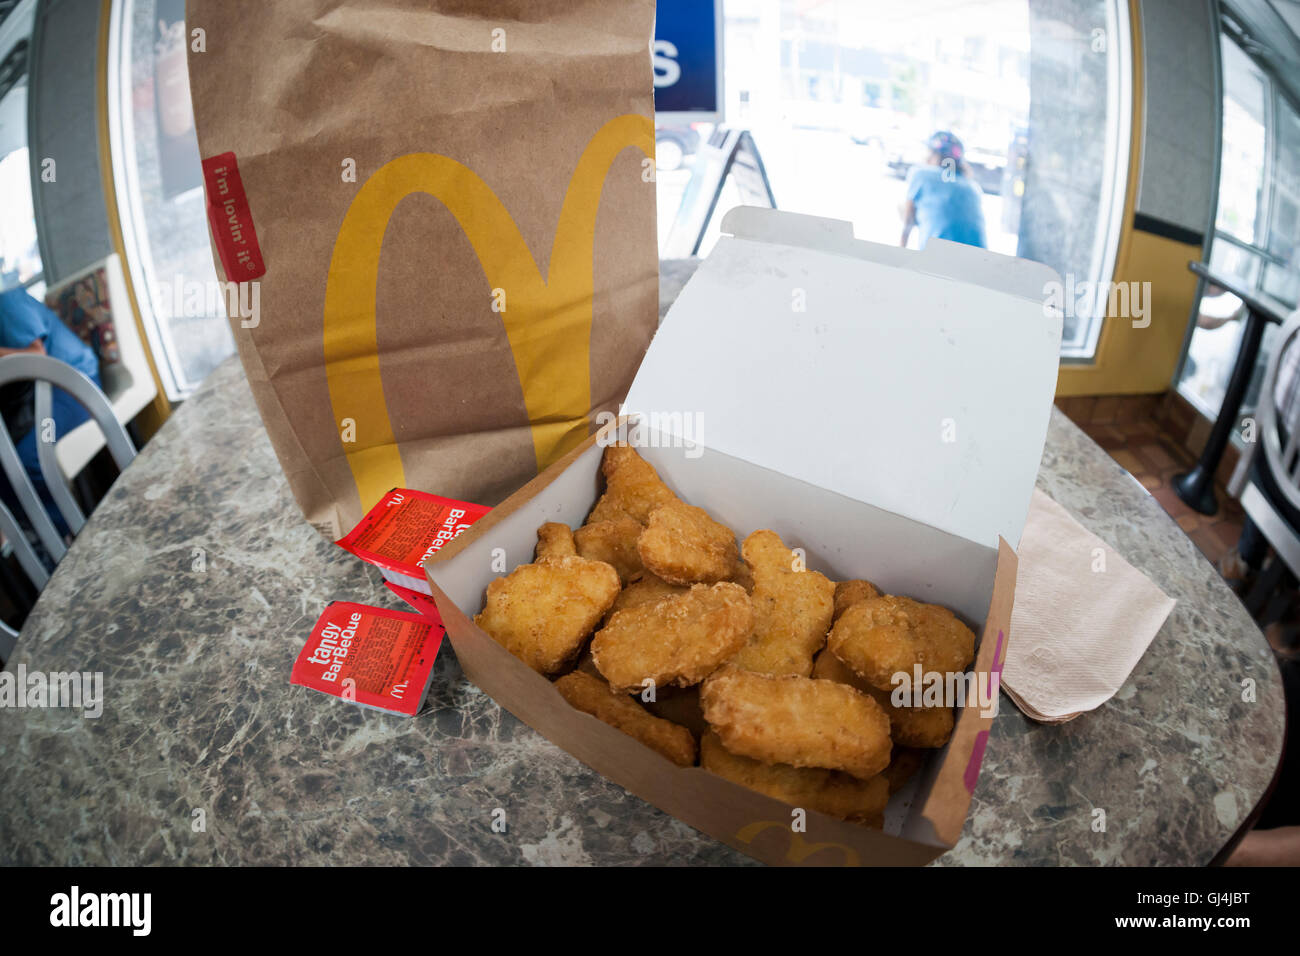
(1257, 308), (1300, 513)
(0, 353), (136, 591)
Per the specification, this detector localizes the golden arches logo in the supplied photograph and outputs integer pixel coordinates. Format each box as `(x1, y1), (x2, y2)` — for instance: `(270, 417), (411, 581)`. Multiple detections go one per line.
(734, 821), (862, 867)
(322, 114), (654, 510)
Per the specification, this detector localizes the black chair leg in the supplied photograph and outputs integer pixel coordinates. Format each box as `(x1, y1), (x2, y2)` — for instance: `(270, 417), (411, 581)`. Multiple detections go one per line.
(1245, 556), (1288, 619)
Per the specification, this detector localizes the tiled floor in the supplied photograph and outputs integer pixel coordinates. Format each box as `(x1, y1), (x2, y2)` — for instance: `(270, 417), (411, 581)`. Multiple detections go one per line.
(1055, 393), (1245, 570)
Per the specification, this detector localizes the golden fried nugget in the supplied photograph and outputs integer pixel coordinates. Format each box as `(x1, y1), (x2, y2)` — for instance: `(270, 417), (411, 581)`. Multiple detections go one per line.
(592, 582), (753, 693)
(607, 572), (689, 616)
(726, 530), (834, 677)
(554, 671), (697, 767)
(535, 521), (578, 559)
(882, 747), (928, 794)
(701, 731), (889, 824)
(828, 594), (976, 693)
(700, 667), (892, 780)
(574, 516), (644, 583)
(587, 444), (680, 525)
(834, 579), (880, 621)
(636, 500), (740, 585)
(812, 649), (954, 748)
(475, 529), (620, 675)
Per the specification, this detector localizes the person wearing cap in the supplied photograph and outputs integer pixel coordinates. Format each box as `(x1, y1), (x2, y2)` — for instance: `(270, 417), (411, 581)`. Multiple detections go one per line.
(899, 131), (987, 250)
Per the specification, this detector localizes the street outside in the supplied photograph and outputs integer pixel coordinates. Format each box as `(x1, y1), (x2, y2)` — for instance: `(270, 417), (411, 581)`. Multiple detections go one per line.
(656, 126), (1015, 260)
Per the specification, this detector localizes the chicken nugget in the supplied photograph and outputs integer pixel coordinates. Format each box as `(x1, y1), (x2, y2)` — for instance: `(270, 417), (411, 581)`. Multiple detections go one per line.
(700, 667), (892, 780)
(555, 671), (697, 767)
(812, 648), (954, 748)
(701, 731), (888, 825)
(475, 526), (621, 675)
(637, 500), (740, 585)
(587, 444), (680, 525)
(882, 746), (929, 794)
(833, 579), (880, 621)
(607, 572), (689, 617)
(828, 594), (976, 693)
(726, 530), (834, 677)
(592, 582), (753, 693)
(536, 521), (578, 559)
(574, 516), (644, 583)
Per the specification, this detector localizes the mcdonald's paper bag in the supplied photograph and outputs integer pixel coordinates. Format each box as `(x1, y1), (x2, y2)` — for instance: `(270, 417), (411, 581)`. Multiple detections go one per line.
(186, 0), (660, 536)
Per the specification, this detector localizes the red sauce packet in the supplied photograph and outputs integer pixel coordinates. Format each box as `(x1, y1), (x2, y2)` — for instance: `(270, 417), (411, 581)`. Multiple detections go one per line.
(385, 581), (444, 621)
(290, 602), (442, 716)
(335, 488), (491, 592)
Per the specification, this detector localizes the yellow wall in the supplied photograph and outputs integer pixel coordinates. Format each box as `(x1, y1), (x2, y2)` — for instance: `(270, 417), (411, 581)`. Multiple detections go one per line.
(1056, 0), (1204, 398)
(1057, 229), (1204, 396)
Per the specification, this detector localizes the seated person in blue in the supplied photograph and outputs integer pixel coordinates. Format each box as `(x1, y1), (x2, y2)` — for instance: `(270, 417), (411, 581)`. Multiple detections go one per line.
(900, 131), (987, 250)
(0, 286), (102, 538)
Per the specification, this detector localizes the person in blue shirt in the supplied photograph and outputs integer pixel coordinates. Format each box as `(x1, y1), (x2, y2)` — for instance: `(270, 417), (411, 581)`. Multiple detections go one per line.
(0, 286), (102, 538)
(899, 131), (987, 250)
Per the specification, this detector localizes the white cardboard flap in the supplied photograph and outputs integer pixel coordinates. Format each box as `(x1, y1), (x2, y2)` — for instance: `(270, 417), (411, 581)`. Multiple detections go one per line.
(627, 208), (1063, 549)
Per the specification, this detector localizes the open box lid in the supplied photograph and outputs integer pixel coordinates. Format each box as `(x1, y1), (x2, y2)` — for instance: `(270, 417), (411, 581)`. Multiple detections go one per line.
(626, 207), (1063, 550)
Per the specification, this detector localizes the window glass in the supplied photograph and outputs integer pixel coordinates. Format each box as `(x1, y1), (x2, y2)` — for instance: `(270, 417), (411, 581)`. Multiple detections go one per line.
(112, 0), (234, 398)
(0, 142), (40, 293)
(0, 80), (42, 295)
(1266, 97), (1300, 269)
(658, 0), (1129, 361)
(1176, 34), (1300, 424)
(1215, 38), (1268, 246)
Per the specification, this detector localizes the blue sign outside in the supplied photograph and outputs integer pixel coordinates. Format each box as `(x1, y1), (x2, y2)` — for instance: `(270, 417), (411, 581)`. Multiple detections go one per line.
(653, 0), (723, 120)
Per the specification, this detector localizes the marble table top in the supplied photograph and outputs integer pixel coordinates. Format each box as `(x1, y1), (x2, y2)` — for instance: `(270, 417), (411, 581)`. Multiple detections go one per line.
(0, 270), (1284, 866)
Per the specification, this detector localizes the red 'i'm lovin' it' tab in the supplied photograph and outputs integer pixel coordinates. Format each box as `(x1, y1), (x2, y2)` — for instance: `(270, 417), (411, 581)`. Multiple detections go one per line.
(201, 151), (266, 281)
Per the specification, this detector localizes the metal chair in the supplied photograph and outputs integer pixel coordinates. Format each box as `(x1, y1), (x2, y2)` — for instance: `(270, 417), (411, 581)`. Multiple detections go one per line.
(1227, 307), (1300, 615)
(0, 354), (136, 656)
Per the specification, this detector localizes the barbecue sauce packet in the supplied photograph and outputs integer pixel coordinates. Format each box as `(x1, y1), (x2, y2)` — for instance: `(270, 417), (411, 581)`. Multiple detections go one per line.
(291, 602), (443, 716)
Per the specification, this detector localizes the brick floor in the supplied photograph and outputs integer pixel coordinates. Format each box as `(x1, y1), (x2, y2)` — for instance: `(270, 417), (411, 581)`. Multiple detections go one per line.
(1058, 393), (1245, 570)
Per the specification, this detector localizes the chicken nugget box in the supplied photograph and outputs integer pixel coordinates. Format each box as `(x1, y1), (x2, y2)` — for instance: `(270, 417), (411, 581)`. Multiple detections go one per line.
(425, 207), (1062, 867)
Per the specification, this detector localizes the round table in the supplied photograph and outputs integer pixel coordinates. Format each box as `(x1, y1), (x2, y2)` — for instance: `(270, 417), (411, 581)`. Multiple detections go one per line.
(0, 278), (1285, 866)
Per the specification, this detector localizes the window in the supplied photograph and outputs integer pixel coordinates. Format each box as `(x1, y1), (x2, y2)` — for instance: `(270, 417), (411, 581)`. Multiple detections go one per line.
(0, 24), (42, 299)
(1215, 38), (1267, 247)
(107, 0), (234, 399)
(1175, 30), (1300, 423)
(657, 0), (1130, 361)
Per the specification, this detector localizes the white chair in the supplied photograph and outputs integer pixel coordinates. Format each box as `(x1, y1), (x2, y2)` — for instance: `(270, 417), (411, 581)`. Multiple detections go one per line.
(1227, 307), (1300, 614)
(0, 353), (136, 656)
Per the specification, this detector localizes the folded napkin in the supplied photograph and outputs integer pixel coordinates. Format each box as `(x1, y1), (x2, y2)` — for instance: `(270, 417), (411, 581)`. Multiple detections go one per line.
(1003, 488), (1176, 723)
